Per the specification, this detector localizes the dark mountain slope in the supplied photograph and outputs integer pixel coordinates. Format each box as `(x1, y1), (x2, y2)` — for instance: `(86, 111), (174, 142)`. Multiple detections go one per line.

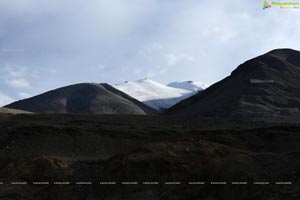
(167, 49), (300, 122)
(5, 83), (156, 114)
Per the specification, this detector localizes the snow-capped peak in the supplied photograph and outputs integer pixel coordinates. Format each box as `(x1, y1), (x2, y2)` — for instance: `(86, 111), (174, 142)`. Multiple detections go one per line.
(167, 81), (209, 92)
(114, 79), (194, 111)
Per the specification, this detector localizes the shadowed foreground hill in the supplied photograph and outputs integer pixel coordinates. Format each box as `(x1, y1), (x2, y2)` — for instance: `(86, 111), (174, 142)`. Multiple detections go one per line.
(167, 49), (300, 122)
(0, 114), (300, 200)
(5, 83), (156, 115)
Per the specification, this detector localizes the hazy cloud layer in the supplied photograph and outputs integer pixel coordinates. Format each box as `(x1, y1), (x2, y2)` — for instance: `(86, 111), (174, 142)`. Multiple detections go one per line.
(0, 0), (300, 105)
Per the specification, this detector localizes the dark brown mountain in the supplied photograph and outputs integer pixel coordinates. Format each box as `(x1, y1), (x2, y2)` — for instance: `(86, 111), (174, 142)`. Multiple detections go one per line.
(167, 49), (300, 122)
(4, 83), (156, 114)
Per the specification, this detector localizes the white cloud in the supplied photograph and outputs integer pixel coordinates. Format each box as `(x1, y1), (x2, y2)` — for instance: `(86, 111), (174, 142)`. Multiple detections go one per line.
(3, 65), (27, 78)
(165, 53), (195, 66)
(202, 26), (237, 42)
(49, 69), (57, 75)
(1, 65), (34, 89)
(0, 92), (15, 106)
(152, 43), (164, 50)
(96, 65), (106, 70)
(134, 68), (142, 75)
(146, 70), (155, 78)
(5, 78), (31, 89)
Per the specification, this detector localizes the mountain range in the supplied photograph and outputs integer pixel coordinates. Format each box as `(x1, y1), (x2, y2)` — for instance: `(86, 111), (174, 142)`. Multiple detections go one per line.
(3, 48), (300, 122)
(3, 79), (206, 114)
(4, 83), (156, 115)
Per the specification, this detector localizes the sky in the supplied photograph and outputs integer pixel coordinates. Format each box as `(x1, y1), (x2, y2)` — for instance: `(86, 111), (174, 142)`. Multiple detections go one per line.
(1, 0), (300, 106)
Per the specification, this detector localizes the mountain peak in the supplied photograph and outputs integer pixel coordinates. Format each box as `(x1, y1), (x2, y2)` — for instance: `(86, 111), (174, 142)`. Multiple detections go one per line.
(230, 48), (300, 82)
(267, 48), (300, 56)
(114, 79), (194, 111)
(118, 78), (155, 85)
(168, 81), (208, 92)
